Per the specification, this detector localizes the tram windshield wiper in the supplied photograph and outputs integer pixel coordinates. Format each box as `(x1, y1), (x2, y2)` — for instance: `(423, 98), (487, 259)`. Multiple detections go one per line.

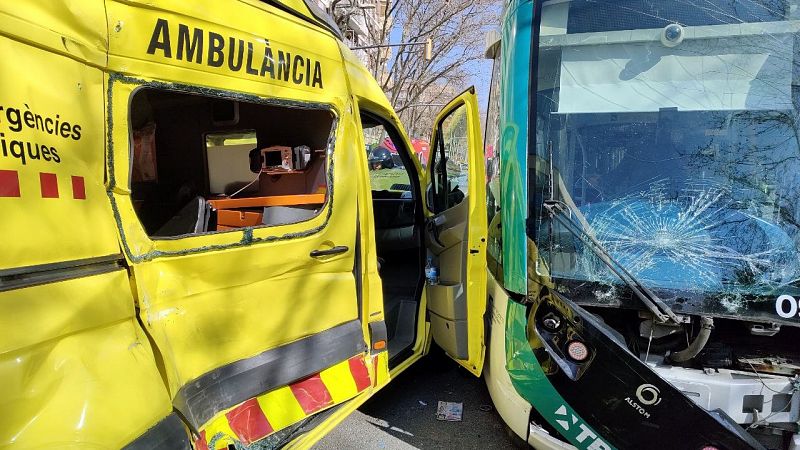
(542, 199), (682, 324)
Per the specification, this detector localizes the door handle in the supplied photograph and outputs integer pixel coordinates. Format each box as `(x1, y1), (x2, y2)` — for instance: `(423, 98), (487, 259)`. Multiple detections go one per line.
(310, 245), (349, 257)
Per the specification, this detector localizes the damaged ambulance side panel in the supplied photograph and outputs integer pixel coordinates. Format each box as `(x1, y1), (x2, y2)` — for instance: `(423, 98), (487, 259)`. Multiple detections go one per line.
(104, 1), (386, 447)
(0, 2), (186, 448)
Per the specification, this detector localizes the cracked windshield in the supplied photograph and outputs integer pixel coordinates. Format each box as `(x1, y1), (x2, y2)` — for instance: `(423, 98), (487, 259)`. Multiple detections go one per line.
(533, 0), (800, 317)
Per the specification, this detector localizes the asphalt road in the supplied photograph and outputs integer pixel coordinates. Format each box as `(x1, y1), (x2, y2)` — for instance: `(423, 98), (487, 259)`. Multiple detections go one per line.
(314, 349), (528, 450)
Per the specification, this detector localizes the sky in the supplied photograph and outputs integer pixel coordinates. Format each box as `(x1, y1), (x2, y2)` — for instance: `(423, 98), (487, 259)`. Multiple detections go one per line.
(470, 50), (497, 115)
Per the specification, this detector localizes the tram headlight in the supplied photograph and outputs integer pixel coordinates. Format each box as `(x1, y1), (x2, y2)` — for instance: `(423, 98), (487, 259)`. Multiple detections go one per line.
(566, 340), (590, 362)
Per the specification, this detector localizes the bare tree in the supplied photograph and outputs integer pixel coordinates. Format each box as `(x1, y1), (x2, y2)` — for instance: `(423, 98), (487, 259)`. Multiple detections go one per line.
(339, 0), (498, 138)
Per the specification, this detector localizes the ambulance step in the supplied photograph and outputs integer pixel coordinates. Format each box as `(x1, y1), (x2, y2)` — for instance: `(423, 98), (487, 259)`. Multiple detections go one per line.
(388, 299), (417, 357)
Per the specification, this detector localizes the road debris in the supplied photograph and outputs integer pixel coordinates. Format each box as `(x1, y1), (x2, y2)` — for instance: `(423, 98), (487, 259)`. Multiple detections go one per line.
(436, 401), (463, 421)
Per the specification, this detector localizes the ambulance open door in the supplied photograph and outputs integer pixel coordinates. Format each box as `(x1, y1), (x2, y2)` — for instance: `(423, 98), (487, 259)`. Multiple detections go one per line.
(423, 87), (488, 376)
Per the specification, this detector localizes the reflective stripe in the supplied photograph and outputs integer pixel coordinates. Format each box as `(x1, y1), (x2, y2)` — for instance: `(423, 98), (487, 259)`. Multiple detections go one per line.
(373, 351), (390, 387)
(290, 374), (333, 414)
(348, 356), (371, 392)
(0, 170), (20, 197)
(320, 358), (359, 403)
(225, 399), (274, 445)
(71, 175), (86, 199)
(197, 354), (375, 449)
(39, 173), (58, 198)
(195, 431), (208, 450)
(175, 320), (366, 429)
(257, 386), (306, 431)
(201, 413), (237, 449)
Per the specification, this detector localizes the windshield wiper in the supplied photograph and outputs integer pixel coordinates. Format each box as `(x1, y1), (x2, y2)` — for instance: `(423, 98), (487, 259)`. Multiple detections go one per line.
(543, 199), (682, 324)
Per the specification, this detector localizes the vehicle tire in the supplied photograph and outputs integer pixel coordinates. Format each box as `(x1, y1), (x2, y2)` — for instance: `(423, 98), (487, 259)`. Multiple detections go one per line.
(504, 422), (531, 449)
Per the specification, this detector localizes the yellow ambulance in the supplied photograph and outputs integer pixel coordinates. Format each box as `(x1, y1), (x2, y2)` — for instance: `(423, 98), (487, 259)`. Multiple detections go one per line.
(0, 1), (487, 448)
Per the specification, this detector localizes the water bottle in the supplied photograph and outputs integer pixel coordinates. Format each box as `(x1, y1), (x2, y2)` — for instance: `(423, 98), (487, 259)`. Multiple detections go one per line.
(425, 257), (439, 285)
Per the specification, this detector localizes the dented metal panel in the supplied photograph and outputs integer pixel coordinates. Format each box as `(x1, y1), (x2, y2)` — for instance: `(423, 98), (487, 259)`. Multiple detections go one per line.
(174, 320), (366, 429)
(0, 4), (181, 448)
(101, 4), (374, 442)
(195, 353), (374, 449)
(0, 1), (107, 67)
(0, 270), (177, 448)
(507, 286), (768, 449)
(1, 1), (397, 448)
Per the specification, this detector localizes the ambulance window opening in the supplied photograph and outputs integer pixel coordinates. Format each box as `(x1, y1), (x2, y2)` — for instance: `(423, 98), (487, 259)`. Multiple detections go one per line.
(127, 87), (335, 239)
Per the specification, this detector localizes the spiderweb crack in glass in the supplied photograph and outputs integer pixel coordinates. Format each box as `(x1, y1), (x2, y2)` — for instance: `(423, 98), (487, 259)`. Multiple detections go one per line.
(572, 180), (797, 294)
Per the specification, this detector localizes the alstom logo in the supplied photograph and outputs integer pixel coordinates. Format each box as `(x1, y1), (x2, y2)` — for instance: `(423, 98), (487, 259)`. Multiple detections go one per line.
(635, 384), (661, 406)
(0, 170), (85, 199)
(554, 405), (612, 450)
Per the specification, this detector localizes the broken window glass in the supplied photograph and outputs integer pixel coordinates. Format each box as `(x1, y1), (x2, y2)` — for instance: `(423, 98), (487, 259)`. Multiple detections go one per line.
(532, 0), (800, 317)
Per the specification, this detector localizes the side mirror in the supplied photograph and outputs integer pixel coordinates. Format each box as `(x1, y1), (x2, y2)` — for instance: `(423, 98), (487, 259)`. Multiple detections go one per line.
(484, 29), (501, 60)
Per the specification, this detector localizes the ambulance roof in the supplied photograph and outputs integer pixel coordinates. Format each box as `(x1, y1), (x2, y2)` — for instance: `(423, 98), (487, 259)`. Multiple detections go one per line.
(263, 0), (343, 40)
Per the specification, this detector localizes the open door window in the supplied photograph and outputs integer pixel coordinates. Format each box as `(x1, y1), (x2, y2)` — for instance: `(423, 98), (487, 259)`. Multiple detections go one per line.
(424, 88), (488, 376)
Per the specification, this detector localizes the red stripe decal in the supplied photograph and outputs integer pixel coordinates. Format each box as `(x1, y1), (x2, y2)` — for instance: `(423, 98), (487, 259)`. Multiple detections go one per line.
(290, 374), (333, 414)
(0, 170), (20, 197)
(372, 356), (379, 387)
(71, 175), (86, 200)
(194, 430), (209, 450)
(348, 357), (371, 392)
(225, 398), (273, 445)
(39, 172), (58, 198)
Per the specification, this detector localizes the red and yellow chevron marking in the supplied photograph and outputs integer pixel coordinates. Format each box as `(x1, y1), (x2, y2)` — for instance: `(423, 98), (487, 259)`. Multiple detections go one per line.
(0, 170), (86, 199)
(195, 354), (377, 450)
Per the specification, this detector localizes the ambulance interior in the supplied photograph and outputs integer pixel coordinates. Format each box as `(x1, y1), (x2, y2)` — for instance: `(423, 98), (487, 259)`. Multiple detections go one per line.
(361, 112), (424, 364)
(128, 88), (333, 237)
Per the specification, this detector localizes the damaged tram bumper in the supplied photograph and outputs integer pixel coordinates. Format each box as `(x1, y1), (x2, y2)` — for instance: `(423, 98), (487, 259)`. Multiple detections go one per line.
(505, 286), (796, 450)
